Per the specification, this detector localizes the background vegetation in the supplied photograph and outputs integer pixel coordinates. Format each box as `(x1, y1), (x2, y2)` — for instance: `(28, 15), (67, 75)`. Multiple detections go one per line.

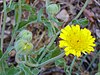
(0, 0), (100, 75)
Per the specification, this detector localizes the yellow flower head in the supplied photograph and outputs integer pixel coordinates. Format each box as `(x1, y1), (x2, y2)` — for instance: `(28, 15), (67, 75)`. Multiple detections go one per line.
(59, 25), (96, 57)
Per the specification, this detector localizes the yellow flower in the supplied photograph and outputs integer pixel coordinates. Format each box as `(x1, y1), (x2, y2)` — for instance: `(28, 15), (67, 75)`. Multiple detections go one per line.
(59, 25), (96, 57)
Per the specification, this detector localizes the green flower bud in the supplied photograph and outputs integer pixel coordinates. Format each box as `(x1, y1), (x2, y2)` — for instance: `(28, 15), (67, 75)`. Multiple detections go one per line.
(14, 39), (33, 54)
(17, 30), (32, 42)
(47, 4), (60, 16)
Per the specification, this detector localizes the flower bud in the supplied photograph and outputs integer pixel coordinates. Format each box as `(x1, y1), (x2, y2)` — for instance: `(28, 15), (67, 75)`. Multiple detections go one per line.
(17, 30), (32, 42)
(14, 39), (33, 54)
(47, 4), (60, 16)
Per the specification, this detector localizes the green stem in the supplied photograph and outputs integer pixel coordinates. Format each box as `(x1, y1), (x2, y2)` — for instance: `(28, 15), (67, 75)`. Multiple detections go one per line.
(38, 31), (60, 63)
(46, 0), (50, 9)
(8, 0), (22, 46)
(74, 0), (91, 20)
(69, 0), (91, 24)
(1, 0), (7, 52)
(15, 50), (25, 64)
(69, 56), (77, 74)
(8, 0), (13, 7)
(0, 0), (22, 61)
(16, 50), (64, 67)
(38, 52), (64, 67)
(51, 21), (56, 35)
(2, 62), (6, 75)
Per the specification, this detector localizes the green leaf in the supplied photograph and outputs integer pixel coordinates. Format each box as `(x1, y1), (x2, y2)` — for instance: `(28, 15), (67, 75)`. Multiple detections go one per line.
(95, 72), (100, 75)
(51, 47), (61, 58)
(6, 3), (16, 13)
(55, 58), (65, 67)
(6, 67), (20, 75)
(0, 50), (3, 58)
(41, 52), (52, 63)
(22, 4), (33, 12)
(0, 61), (9, 75)
(18, 19), (36, 30)
(18, 21), (29, 29)
(37, 8), (43, 22)
(51, 17), (63, 26)
(18, 63), (32, 75)
(98, 63), (100, 72)
(15, 8), (19, 25)
(43, 20), (53, 37)
(72, 18), (89, 27)
(21, 4), (36, 15)
(32, 68), (40, 75)
(38, 46), (45, 55)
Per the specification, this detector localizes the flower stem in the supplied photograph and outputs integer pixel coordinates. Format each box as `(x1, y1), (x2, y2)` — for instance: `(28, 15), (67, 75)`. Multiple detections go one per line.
(74, 0), (91, 20)
(69, 56), (77, 74)
(16, 51), (64, 67)
(46, 0), (50, 9)
(38, 31), (60, 63)
(0, 0), (22, 61)
(8, 0), (13, 7)
(38, 52), (64, 67)
(1, 0), (7, 52)
(69, 0), (91, 24)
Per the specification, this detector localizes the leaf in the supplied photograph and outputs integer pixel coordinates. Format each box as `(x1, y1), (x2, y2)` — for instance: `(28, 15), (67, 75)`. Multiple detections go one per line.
(6, 67), (20, 75)
(18, 21), (29, 29)
(41, 44), (61, 63)
(43, 20), (53, 37)
(72, 18), (89, 27)
(6, 3), (16, 13)
(32, 68), (40, 75)
(37, 8), (43, 22)
(51, 17), (63, 26)
(18, 19), (36, 30)
(95, 72), (100, 75)
(98, 63), (100, 72)
(55, 58), (65, 67)
(22, 4), (32, 12)
(0, 61), (9, 75)
(38, 46), (45, 55)
(15, 8), (19, 25)
(18, 63), (32, 75)
(0, 50), (3, 58)
(51, 47), (61, 58)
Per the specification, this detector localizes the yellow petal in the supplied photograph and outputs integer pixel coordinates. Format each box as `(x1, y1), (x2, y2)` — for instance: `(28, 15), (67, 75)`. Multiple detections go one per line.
(59, 40), (68, 48)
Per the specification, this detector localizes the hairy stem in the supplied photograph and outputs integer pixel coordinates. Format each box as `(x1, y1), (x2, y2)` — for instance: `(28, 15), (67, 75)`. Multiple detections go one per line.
(69, 56), (77, 74)
(69, 0), (91, 24)
(19, 52), (64, 67)
(0, 0), (22, 61)
(1, 0), (7, 52)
